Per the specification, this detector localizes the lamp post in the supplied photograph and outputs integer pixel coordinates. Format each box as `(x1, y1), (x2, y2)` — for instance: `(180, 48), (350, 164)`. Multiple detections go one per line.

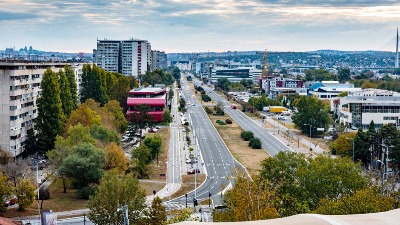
(381, 144), (393, 179)
(304, 123), (311, 138)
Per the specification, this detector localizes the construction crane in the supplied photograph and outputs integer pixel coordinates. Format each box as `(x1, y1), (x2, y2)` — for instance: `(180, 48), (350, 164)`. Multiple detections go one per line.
(256, 49), (267, 78)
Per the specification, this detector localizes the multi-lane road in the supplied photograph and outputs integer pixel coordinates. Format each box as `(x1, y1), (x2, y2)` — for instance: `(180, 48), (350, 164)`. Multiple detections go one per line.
(165, 76), (246, 209)
(203, 85), (292, 157)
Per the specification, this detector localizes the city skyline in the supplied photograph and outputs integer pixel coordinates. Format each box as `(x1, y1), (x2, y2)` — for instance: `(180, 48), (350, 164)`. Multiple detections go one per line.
(1, 0), (400, 53)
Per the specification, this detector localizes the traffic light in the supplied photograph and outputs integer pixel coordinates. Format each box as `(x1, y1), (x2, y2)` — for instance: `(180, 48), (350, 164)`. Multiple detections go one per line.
(209, 192), (211, 198)
(193, 198), (198, 206)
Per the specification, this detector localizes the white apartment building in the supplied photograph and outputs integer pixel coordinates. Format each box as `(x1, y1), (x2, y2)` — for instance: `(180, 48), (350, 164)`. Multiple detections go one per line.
(337, 89), (400, 129)
(94, 39), (152, 78)
(0, 61), (82, 157)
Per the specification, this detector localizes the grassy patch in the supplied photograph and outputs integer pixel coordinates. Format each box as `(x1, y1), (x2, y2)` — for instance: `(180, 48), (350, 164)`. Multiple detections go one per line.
(146, 128), (170, 181)
(0, 178), (87, 218)
(208, 113), (270, 177)
(166, 174), (206, 201)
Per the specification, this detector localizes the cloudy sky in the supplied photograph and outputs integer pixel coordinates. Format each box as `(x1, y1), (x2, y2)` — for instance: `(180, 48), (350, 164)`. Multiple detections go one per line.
(1, 0), (399, 53)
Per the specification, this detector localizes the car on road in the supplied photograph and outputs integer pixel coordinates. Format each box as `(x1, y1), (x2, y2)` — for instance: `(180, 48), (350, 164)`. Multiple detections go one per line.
(185, 158), (198, 164)
(231, 105), (237, 109)
(187, 168), (200, 174)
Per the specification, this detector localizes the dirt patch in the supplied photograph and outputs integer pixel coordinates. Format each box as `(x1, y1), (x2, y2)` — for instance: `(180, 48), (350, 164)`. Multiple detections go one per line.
(0, 179), (87, 218)
(207, 113), (269, 178)
(166, 174), (206, 201)
(139, 181), (167, 196)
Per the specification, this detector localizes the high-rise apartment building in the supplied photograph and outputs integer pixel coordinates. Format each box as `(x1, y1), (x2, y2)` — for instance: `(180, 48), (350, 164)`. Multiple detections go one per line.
(151, 50), (168, 71)
(0, 61), (83, 157)
(94, 39), (152, 77)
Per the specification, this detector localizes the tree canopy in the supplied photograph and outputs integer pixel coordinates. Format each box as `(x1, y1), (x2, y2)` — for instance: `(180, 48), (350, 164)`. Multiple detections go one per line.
(292, 95), (331, 137)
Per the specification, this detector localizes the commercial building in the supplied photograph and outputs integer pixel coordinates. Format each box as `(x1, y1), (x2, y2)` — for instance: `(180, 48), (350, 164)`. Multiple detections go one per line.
(210, 67), (261, 84)
(0, 61), (78, 157)
(337, 89), (400, 129)
(126, 88), (167, 123)
(94, 39), (152, 77)
(261, 78), (304, 98)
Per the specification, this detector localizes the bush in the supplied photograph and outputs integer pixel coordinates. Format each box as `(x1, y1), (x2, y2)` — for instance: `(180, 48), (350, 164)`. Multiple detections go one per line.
(200, 90), (206, 95)
(205, 107), (213, 114)
(196, 86), (204, 92)
(249, 138), (262, 149)
(225, 119), (232, 124)
(201, 94), (211, 102)
(241, 131), (254, 141)
(77, 186), (97, 199)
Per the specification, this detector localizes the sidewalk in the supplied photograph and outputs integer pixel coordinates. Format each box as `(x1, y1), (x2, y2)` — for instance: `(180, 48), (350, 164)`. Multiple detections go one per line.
(253, 116), (325, 155)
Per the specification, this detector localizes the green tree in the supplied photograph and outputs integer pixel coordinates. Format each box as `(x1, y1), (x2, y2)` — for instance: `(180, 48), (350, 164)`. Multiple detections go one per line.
(147, 196), (167, 225)
(22, 128), (37, 156)
(59, 143), (105, 189)
(259, 152), (369, 216)
(109, 76), (131, 112)
(292, 95), (331, 137)
(58, 69), (73, 117)
(314, 188), (395, 215)
(213, 176), (278, 222)
(64, 65), (79, 110)
(87, 170), (146, 225)
(171, 67), (181, 80)
(144, 136), (162, 164)
(47, 136), (74, 193)
(131, 144), (151, 178)
(162, 109), (172, 124)
(0, 172), (10, 212)
(354, 128), (370, 165)
(338, 68), (350, 81)
(15, 179), (35, 211)
(331, 132), (356, 157)
(36, 68), (64, 152)
(81, 64), (108, 105)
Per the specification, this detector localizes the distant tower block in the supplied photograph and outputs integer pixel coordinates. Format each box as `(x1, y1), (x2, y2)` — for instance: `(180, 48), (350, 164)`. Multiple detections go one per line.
(396, 27), (399, 68)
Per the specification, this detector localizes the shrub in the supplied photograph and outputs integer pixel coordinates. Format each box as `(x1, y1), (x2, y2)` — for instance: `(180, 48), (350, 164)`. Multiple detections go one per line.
(249, 138), (262, 149)
(205, 107), (213, 114)
(77, 186), (97, 199)
(201, 94), (211, 102)
(225, 119), (232, 124)
(241, 131), (254, 141)
(200, 90), (206, 95)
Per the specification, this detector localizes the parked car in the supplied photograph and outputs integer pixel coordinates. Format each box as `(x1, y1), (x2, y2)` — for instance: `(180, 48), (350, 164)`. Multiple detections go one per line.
(231, 105), (237, 109)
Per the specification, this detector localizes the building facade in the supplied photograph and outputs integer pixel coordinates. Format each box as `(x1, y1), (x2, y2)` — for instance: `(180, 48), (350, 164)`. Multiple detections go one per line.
(151, 50), (167, 71)
(211, 67), (261, 84)
(126, 88), (167, 123)
(0, 62), (73, 157)
(337, 90), (400, 129)
(94, 39), (152, 77)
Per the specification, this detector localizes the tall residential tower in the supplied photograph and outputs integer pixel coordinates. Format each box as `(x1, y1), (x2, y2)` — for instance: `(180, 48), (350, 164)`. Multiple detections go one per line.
(94, 39), (152, 77)
(396, 28), (399, 68)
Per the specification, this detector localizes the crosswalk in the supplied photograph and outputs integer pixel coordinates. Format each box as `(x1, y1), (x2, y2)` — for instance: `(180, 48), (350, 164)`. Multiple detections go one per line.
(163, 202), (187, 210)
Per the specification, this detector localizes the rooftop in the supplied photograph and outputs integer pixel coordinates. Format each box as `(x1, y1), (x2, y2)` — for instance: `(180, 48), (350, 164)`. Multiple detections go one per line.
(128, 87), (166, 94)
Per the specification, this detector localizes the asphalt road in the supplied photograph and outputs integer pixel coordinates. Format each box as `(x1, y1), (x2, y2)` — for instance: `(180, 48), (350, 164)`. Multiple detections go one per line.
(203, 86), (293, 157)
(165, 76), (246, 209)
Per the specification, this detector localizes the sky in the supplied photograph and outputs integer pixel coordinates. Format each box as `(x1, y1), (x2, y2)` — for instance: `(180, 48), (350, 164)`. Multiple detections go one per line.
(1, 0), (400, 53)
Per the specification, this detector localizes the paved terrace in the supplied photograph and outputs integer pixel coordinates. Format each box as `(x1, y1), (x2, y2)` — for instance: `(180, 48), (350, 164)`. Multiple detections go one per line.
(176, 208), (400, 225)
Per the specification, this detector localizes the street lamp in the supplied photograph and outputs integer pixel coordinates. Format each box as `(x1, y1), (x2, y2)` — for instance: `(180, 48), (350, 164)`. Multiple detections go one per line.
(303, 123), (311, 138)
(376, 160), (386, 181)
(381, 144), (393, 179)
